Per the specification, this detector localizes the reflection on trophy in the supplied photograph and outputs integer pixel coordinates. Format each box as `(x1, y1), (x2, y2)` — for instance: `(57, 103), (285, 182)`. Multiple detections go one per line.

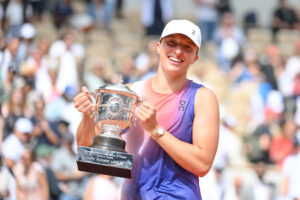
(76, 76), (141, 178)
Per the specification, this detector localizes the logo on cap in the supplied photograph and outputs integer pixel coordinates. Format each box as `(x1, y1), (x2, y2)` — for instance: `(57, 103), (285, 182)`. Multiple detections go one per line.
(192, 30), (196, 36)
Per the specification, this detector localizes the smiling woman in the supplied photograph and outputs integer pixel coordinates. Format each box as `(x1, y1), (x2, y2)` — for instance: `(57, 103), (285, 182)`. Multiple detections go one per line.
(74, 19), (220, 200)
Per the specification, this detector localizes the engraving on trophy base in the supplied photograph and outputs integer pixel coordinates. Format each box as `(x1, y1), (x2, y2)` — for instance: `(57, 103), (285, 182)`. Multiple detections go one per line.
(76, 146), (133, 178)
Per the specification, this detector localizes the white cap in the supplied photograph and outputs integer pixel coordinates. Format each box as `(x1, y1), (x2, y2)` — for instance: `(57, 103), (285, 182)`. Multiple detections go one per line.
(20, 23), (36, 39)
(15, 118), (33, 134)
(160, 19), (201, 49)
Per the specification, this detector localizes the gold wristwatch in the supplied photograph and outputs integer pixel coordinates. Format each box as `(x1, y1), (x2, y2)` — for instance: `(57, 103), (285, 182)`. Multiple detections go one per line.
(153, 127), (165, 139)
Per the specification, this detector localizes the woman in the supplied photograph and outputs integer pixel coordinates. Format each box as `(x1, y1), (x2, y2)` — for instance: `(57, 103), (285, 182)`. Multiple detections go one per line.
(13, 148), (49, 200)
(74, 19), (220, 199)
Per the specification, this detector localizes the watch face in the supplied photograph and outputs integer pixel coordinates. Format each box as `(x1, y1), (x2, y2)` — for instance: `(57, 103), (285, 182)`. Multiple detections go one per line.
(157, 127), (164, 135)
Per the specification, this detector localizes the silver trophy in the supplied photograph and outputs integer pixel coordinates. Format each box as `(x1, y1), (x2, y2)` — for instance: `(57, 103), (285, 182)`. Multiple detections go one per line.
(76, 76), (141, 178)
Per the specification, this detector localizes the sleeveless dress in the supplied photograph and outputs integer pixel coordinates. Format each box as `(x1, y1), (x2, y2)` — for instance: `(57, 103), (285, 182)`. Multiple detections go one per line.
(121, 78), (203, 200)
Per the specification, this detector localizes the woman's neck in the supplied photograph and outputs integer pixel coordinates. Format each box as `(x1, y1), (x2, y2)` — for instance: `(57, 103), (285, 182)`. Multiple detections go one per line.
(152, 69), (188, 94)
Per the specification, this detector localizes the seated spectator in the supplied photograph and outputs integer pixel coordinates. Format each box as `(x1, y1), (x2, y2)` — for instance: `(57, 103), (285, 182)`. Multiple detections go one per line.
(259, 44), (283, 91)
(83, 57), (106, 91)
(213, 11), (245, 72)
(0, 155), (10, 199)
(194, 0), (219, 44)
(279, 136), (300, 199)
(135, 38), (159, 80)
(269, 118), (298, 168)
(243, 11), (258, 33)
(1, 87), (28, 140)
(1, 117), (33, 169)
(271, 0), (300, 37)
(31, 97), (60, 148)
(36, 144), (63, 200)
(53, 0), (73, 30)
(117, 56), (137, 84)
(16, 23), (36, 64)
(13, 147), (49, 200)
(50, 133), (88, 200)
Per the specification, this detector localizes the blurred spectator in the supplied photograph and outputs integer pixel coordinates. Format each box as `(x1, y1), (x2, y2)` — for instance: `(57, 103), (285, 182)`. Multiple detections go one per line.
(271, 0), (300, 38)
(1, 117), (33, 170)
(56, 119), (70, 142)
(45, 85), (76, 122)
(0, 37), (20, 92)
(33, 39), (60, 103)
(5, 0), (33, 39)
(243, 11), (258, 33)
(83, 175), (120, 200)
(49, 28), (85, 64)
(36, 144), (63, 200)
(142, 0), (173, 36)
(229, 48), (262, 85)
(30, 0), (45, 22)
(50, 133), (88, 200)
(245, 111), (274, 164)
(269, 118), (298, 168)
(200, 161), (238, 200)
(84, 57), (106, 91)
(216, 0), (232, 15)
(16, 23), (36, 64)
(278, 40), (300, 97)
(13, 147), (49, 200)
(218, 111), (246, 167)
(259, 44), (283, 91)
(19, 48), (44, 87)
(115, 0), (123, 19)
(51, 35), (79, 93)
(0, 116), (3, 151)
(194, 0), (219, 44)
(49, 29), (85, 92)
(31, 97), (60, 148)
(0, 2), (4, 30)
(213, 11), (245, 72)
(117, 56), (137, 84)
(134, 38), (159, 80)
(1, 87), (28, 140)
(0, 155), (10, 199)
(87, 0), (117, 29)
(53, 0), (73, 30)
(279, 136), (300, 199)
(248, 162), (276, 200)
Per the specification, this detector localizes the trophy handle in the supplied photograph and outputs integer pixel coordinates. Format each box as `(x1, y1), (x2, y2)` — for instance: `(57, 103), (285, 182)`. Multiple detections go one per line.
(87, 91), (98, 119)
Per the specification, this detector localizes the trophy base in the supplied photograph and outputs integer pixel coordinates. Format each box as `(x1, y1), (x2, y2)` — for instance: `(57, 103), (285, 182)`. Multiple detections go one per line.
(76, 146), (133, 178)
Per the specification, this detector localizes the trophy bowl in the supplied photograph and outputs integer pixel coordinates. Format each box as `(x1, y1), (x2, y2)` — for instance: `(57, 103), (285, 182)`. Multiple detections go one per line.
(76, 76), (141, 178)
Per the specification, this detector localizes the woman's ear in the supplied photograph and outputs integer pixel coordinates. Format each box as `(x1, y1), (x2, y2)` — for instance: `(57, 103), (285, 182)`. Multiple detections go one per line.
(191, 55), (199, 65)
(156, 41), (161, 54)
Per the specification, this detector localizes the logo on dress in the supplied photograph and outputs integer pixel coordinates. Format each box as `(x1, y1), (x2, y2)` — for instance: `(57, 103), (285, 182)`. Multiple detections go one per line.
(178, 100), (186, 111)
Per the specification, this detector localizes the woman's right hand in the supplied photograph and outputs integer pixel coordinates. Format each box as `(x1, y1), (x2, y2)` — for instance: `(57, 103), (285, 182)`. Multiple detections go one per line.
(73, 86), (94, 118)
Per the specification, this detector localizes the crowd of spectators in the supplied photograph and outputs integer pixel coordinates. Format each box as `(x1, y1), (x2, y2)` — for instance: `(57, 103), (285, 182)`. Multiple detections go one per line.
(0, 0), (300, 200)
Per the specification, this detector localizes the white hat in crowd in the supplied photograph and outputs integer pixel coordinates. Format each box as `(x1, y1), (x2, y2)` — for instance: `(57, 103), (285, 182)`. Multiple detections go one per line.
(20, 23), (36, 39)
(15, 118), (33, 134)
(160, 19), (202, 49)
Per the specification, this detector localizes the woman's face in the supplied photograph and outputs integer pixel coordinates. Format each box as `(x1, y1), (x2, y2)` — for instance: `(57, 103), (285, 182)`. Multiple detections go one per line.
(21, 149), (33, 169)
(157, 34), (198, 77)
(11, 88), (24, 106)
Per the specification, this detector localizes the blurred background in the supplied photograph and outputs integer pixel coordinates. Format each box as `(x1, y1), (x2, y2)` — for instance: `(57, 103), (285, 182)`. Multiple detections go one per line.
(0, 0), (300, 199)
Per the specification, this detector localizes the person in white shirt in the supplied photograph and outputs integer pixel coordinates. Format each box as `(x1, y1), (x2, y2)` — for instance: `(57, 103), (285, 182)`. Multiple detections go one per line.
(1, 117), (33, 170)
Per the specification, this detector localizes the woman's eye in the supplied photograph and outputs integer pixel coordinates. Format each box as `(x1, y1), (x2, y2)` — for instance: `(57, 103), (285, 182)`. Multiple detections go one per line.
(167, 41), (176, 47)
(184, 46), (192, 52)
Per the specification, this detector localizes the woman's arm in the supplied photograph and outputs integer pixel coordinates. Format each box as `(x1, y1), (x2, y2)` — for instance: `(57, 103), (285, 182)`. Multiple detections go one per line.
(136, 87), (219, 177)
